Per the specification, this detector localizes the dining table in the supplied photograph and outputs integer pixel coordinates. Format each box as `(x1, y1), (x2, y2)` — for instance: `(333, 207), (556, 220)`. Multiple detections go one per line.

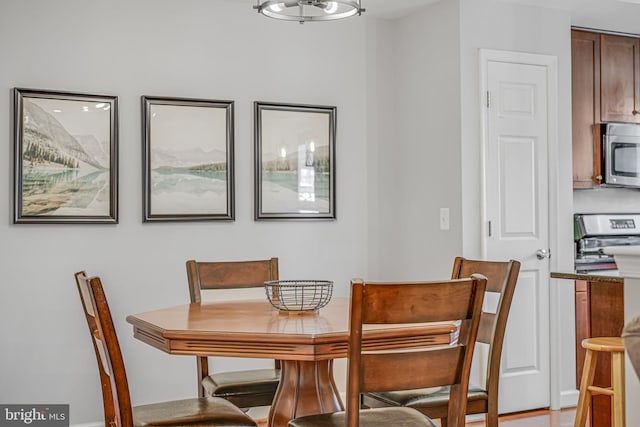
(126, 297), (457, 427)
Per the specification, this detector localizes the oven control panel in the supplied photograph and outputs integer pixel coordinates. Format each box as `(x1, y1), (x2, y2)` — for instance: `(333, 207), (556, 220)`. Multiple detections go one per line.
(576, 214), (640, 238)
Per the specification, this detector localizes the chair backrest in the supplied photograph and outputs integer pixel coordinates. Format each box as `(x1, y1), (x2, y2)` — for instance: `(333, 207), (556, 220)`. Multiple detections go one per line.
(75, 271), (134, 427)
(450, 257), (520, 397)
(186, 258), (279, 303)
(346, 275), (487, 427)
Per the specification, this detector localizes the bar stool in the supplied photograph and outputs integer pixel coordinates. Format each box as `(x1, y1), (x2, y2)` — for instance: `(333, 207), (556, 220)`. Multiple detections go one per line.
(574, 337), (626, 427)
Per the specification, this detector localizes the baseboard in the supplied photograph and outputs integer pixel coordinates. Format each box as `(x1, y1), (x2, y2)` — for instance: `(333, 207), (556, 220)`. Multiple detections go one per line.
(560, 389), (579, 408)
(465, 413), (484, 422)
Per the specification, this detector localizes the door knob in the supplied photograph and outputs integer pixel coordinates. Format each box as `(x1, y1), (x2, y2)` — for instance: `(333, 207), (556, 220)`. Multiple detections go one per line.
(536, 249), (551, 260)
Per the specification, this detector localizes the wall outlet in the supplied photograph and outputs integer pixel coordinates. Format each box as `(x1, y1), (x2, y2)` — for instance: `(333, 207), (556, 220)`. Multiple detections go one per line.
(439, 208), (450, 230)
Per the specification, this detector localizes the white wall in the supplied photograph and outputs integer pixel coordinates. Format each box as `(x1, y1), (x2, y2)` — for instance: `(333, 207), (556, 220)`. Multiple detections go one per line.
(459, 0), (577, 409)
(369, 0), (463, 281)
(571, 2), (640, 35)
(0, 0), (370, 423)
(574, 188), (640, 213)
(365, 18), (393, 281)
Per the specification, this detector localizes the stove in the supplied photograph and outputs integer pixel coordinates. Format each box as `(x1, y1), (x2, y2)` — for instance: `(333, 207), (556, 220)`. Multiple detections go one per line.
(575, 213), (640, 273)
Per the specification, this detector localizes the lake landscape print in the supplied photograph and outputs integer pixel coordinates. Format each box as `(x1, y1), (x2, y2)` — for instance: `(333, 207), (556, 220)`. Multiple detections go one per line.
(144, 99), (233, 221)
(256, 103), (335, 219)
(15, 90), (116, 222)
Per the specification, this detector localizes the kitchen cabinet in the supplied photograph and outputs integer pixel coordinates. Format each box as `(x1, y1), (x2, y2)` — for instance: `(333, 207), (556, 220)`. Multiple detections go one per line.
(552, 271), (625, 426)
(575, 279), (624, 427)
(571, 30), (640, 188)
(571, 30), (601, 188)
(600, 33), (640, 124)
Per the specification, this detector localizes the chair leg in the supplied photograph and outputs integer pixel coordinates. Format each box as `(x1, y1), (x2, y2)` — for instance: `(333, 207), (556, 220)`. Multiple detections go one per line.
(486, 396), (499, 427)
(575, 349), (597, 427)
(611, 351), (626, 427)
(486, 411), (499, 427)
(196, 356), (208, 398)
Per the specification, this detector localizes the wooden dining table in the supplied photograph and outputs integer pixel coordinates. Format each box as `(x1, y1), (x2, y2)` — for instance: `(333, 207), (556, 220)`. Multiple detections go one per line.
(126, 297), (457, 427)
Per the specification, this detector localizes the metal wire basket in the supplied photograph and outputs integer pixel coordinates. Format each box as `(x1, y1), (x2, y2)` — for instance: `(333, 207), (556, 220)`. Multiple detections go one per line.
(264, 280), (333, 312)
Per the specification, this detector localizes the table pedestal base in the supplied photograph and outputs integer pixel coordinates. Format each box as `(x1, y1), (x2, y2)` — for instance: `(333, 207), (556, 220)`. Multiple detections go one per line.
(268, 360), (344, 427)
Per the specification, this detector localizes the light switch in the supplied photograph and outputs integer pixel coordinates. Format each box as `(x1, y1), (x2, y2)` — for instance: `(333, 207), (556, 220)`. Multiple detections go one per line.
(440, 208), (450, 230)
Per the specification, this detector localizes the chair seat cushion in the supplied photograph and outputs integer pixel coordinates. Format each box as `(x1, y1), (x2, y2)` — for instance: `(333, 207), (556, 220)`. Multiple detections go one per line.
(133, 397), (257, 427)
(366, 385), (488, 409)
(288, 407), (438, 427)
(203, 368), (280, 395)
(203, 368), (280, 407)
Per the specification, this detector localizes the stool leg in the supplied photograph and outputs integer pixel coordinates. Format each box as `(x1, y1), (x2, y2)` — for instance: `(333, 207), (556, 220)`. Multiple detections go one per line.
(575, 349), (597, 427)
(611, 351), (626, 427)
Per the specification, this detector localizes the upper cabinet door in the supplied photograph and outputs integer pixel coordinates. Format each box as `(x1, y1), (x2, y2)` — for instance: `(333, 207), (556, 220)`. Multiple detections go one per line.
(600, 34), (640, 123)
(572, 30), (601, 188)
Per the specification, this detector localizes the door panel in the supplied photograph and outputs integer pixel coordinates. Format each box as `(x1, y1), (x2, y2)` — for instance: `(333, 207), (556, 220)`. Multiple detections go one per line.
(500, 137), (536, 236)
(502, 269), (539, 373)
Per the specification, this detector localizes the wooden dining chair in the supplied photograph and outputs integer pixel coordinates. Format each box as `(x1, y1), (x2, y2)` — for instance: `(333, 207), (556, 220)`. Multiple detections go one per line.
(74, 271), (257, 427)
(288, 274), (487, 427)
(362, 257), (520, 427)
(186, 258), (281, 408)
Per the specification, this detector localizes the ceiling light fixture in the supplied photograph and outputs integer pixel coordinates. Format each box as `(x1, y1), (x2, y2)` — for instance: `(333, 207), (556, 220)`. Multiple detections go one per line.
(255, 0), (365, 23)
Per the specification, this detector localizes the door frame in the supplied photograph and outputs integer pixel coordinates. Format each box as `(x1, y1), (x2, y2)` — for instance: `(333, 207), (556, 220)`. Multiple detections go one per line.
(478, 49), (566, 411)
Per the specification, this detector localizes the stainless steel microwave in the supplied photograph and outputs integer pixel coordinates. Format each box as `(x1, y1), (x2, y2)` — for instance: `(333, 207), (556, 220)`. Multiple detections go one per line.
(602, 123), (640, 188)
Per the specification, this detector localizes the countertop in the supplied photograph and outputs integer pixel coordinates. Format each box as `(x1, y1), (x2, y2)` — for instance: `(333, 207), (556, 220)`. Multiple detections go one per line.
(551, 271), (624, 283)
(604, 247), (640, 256)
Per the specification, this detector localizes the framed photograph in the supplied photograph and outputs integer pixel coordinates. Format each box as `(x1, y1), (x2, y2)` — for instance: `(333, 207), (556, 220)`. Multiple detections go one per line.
(142, 96), (234, 222)
(13, 88), (118, 224)
(254, 102), (336, 220)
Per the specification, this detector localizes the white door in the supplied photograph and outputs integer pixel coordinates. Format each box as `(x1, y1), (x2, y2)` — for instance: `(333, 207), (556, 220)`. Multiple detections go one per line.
(480, 50), (556, 414)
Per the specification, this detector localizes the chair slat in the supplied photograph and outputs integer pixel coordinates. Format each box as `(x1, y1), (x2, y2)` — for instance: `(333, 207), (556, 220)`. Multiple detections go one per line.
(478, 312), (496, 344)
(361, 346), (464, 392)
(456, 262), (510, 293)
(361, 280), (478, 324)
(190, 259), (278, 290)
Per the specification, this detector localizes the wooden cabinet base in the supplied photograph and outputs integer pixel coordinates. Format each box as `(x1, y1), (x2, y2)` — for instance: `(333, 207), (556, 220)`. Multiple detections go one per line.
(574, 280), (624, 427)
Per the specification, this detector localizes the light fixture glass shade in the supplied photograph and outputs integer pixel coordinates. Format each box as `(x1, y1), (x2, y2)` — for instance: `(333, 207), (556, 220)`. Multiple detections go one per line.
(255, 0), (365, 23)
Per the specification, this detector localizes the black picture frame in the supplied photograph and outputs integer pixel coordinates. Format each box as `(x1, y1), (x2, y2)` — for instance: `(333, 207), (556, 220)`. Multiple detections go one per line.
(142, 96), (234, 222)
(13, 88), (119, 224)
(254, 102), (336, 220)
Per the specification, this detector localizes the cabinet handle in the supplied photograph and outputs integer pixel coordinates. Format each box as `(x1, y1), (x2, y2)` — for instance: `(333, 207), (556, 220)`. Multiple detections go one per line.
(633, 110), (639, 115)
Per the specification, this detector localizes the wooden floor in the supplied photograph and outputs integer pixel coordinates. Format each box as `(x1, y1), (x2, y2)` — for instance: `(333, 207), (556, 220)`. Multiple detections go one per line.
(466, 408), (577, 427)
(255, 408), (579, 426)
